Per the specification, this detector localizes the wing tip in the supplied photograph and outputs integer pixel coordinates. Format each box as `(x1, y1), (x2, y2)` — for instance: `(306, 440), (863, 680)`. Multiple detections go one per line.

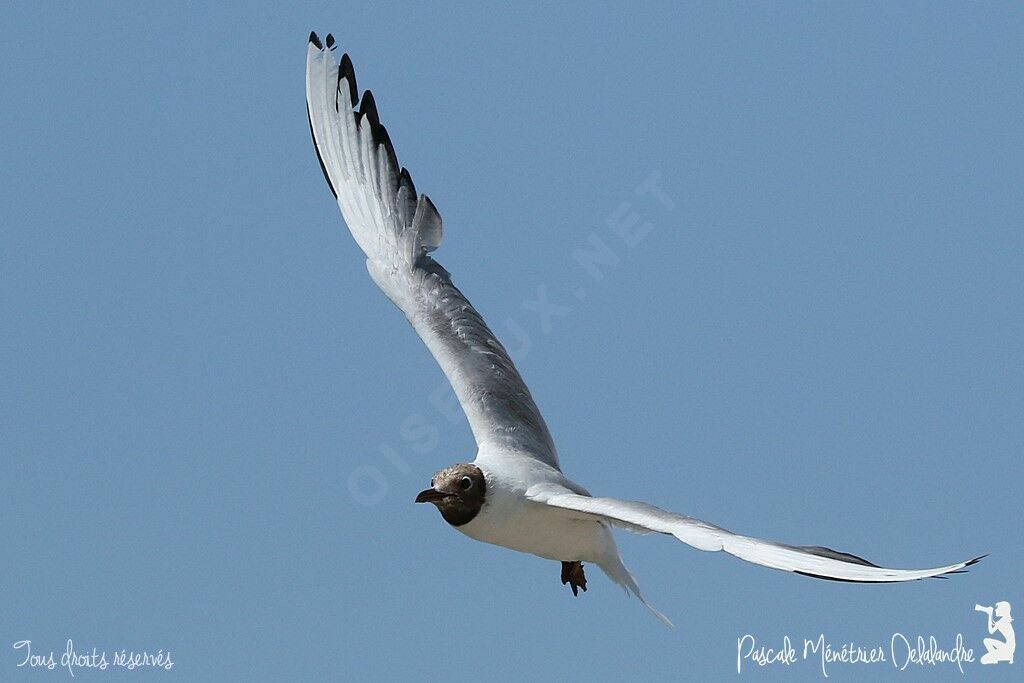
(926, 554), (987, 580)
(308, 31), (323, 49)
(340, 53), (358, 108)
(964, 553), (988, 567)
(359, 89), (380, 127)
(794, 552), (987, 584)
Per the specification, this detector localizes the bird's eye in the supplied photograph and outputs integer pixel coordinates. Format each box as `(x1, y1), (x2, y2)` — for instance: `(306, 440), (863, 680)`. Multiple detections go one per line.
(459, 476), (473, 490)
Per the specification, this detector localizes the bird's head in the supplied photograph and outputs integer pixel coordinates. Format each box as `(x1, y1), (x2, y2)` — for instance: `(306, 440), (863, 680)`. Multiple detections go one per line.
(415, 463), (486, 527)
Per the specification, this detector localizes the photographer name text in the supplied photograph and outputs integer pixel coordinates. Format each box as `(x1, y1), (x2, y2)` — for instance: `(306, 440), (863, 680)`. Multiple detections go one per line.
(737, 632), (975, 677)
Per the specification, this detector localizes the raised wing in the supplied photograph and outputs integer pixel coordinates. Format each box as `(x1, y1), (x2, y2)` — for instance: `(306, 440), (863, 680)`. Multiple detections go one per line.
(305, 33), (559, 468)
(527, 484), (983, 582)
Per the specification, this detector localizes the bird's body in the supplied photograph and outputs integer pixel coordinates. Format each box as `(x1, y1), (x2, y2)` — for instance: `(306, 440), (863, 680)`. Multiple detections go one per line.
(305, 31), (981, 627)
(464, 473), (608, 565)
(464, 454), (616, 567)
(424, 454), (658, 614)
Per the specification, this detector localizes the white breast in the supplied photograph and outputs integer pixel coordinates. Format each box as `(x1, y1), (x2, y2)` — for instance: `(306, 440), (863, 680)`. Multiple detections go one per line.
(456, 459), (612, 564)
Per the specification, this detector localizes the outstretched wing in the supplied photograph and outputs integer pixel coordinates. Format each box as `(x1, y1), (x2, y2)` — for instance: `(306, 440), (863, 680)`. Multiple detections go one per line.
(305, 33), (559, 468)
(527, 484), (983, 582)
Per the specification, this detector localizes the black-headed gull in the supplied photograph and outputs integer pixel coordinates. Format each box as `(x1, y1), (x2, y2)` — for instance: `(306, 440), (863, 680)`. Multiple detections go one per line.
(305, 32), (982, 626)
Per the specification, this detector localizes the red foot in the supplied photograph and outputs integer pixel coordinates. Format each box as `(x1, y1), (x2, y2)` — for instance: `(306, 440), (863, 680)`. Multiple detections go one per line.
(560, 561), (588, 597)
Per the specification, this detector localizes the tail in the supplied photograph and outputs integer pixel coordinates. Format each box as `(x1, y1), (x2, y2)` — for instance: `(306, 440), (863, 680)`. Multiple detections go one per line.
(599, 554), (674, 628)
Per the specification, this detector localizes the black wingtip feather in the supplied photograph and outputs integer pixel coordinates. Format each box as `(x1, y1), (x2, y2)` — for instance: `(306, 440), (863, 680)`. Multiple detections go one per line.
(420, 194), (438, 215)
(339, 54), (358, 108)
(374, 122), (399, 172)
(926, 555), (986, 580)
(309, 31), (323, 49)
(400, 167), (416, 196)
(793, 571), (892, 584)
(964, 554), (987, 567)
(359, 90), (380, 127)
(796, 546), (882, 568)
(325, 33), (335, 49)
(354, 90), (397, 169)
(306, 103), (337, 199)
(795, 553), (986, 583)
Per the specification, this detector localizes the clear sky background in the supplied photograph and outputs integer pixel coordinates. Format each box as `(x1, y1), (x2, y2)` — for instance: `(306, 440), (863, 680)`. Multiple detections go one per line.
(2, 2), (1021, 681)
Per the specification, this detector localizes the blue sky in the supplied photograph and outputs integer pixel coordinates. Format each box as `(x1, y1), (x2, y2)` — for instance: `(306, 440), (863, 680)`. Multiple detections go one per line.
(2, 2), (1021, 681)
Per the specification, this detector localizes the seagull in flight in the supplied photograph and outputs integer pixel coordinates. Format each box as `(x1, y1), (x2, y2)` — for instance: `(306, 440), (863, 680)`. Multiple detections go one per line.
(305, 31), (982, 626)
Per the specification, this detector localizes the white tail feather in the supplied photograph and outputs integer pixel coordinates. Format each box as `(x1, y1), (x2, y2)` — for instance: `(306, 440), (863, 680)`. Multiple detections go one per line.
(599, 556), (674, 628)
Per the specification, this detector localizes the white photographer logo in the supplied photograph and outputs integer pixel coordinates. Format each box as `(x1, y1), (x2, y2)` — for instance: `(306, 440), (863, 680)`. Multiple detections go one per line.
(975, 601), (1014, 665)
